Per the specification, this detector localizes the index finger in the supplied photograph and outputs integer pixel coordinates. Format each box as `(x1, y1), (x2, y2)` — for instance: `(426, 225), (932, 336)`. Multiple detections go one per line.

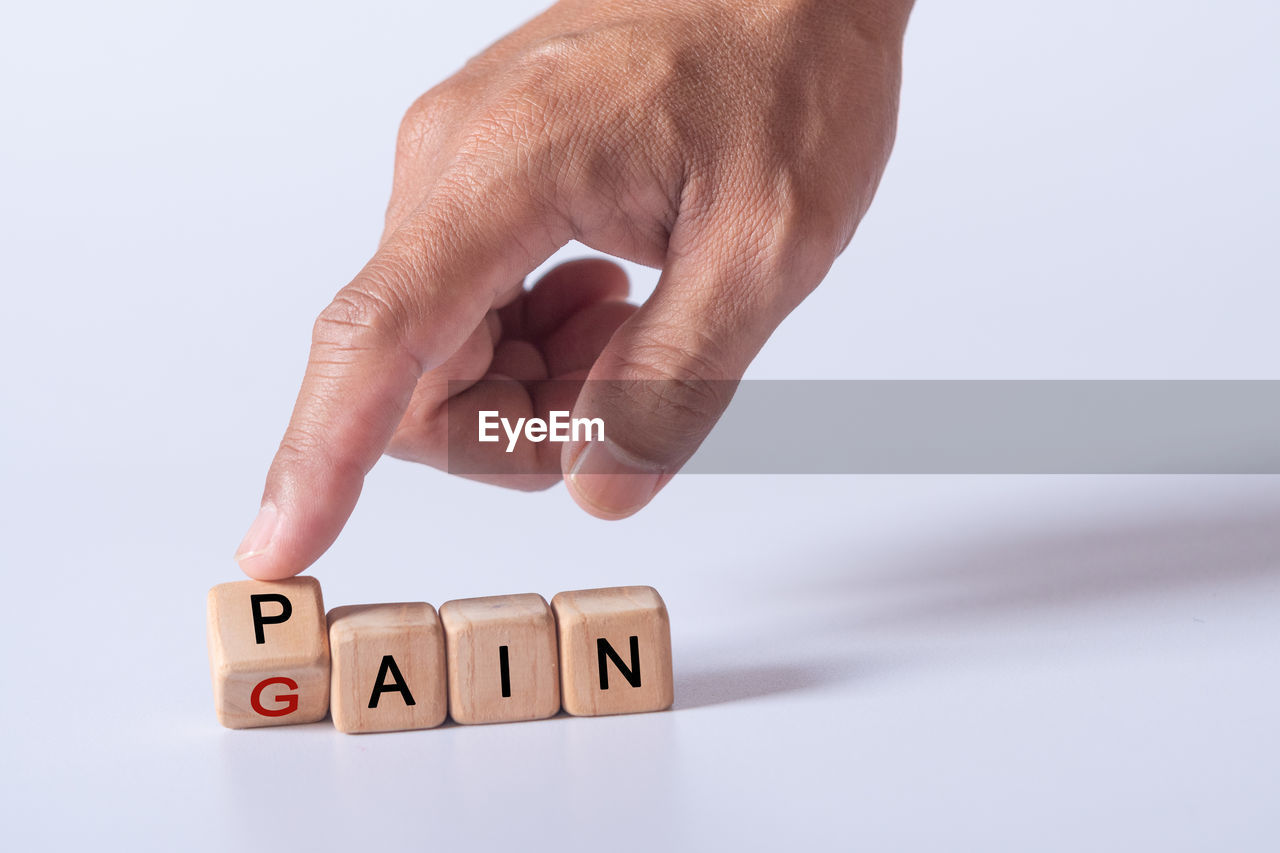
(236, 184), (565, 579)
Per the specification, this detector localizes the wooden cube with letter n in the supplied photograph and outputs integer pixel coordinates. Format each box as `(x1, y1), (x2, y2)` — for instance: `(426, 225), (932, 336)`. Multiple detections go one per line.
(207, 577), (330, 728)
(551, 586), (673, 716)
(327, 602), (448, 733)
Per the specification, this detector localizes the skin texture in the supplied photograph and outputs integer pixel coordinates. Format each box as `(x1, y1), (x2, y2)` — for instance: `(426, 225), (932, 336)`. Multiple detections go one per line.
(236, 0), (915, 580)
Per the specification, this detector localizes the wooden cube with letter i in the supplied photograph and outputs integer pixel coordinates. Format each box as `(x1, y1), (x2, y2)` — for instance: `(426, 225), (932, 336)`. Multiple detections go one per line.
(551, 586), (674, 716)
(207, 577), (331, 728)
(438, 593), (561, 724)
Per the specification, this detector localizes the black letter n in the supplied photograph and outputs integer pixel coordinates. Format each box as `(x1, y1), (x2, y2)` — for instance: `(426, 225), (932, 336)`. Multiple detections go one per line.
(597, 636), (642, 690)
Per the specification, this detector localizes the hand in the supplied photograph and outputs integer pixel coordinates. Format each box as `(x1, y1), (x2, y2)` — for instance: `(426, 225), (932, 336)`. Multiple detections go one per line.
(236, 0), (914, 579)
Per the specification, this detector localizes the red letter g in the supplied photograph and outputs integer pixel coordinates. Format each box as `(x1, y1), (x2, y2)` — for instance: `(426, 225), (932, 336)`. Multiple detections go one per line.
(250, 676), (299, 717)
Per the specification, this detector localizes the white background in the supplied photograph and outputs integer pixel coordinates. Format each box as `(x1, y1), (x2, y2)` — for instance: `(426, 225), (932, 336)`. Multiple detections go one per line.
(2, 1), (1278, 849)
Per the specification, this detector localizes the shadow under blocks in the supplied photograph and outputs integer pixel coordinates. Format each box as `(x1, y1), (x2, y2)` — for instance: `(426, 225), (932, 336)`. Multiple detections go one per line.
(206, 579), (674, 733)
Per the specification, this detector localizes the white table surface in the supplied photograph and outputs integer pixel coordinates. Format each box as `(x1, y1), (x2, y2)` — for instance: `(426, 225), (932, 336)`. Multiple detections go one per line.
(2, 2), (1277, 849)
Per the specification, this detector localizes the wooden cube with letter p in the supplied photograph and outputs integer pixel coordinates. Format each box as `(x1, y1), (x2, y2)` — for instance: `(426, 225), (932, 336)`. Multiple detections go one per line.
(551, 586), (673, 716)
(327, 602), (447, 734)
(206, 577), (330, 728)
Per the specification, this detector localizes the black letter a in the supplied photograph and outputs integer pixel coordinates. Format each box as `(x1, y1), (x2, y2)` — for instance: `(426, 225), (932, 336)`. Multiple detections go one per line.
(368, 655), (416, 709)
(597, 636), (642, 690)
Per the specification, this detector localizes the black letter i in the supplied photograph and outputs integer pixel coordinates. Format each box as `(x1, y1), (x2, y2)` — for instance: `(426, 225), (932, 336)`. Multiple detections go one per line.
(499, 645), (511, 698)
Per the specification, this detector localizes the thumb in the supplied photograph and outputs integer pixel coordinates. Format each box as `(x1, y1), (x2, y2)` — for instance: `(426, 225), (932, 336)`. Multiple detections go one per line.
(562, 219), (821, 519)
(237, 191), (561, 579)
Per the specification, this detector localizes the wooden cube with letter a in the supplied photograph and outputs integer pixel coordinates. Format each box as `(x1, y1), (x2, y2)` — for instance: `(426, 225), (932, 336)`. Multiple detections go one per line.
(327, 602), (447, 734)
(207, 577), (330, 728)
(438, 593), (560, 724)
(551, 586), (673, 716)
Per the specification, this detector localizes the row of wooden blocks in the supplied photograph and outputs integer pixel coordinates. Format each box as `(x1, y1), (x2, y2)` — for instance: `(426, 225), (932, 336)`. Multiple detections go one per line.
(207, 578), (673, 732)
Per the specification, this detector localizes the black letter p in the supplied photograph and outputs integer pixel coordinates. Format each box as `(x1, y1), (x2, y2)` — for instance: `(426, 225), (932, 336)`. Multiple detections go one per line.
(250, 593), (292, 644)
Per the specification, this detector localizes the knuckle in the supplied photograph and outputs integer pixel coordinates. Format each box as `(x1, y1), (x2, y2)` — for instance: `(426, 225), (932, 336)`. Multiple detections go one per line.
(274, 421), (365, 487)
(433, 110), (563, 217)
(428, 101), (547, 198)
(398, 85), (460, 150)
(456, 37), (597, 166)
(398, 93), (430, 143)
(507, 32), (592, 91)
(275, 425), (325, 467)
(610, 326), (735, 426)
(462, 106), (531, 158)
(312, 282), (406, 353)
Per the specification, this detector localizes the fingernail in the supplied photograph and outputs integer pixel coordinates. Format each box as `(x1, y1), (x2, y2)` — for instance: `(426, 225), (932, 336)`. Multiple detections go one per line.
(235, 503), (279, 564)
(568, 440), (663, 518)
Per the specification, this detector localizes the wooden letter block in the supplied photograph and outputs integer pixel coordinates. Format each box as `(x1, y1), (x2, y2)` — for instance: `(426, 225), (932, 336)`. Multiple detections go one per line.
(327, 602), (447, 734)
(438, 593), (560, 724)
(207, 577), (330, 729)
(551, 586), (673, 716)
